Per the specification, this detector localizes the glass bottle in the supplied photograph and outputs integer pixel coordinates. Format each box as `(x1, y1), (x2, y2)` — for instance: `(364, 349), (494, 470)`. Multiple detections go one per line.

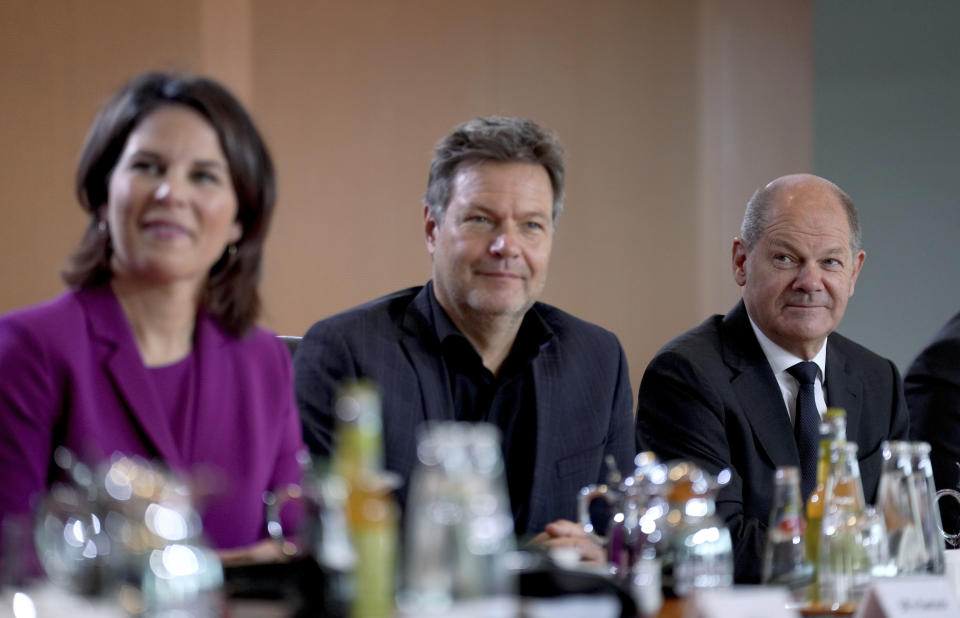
(333, 380), (384, 483)
(804, 408), (846, 577)
(333, 380), (399, 618)
(761, 467), (813, 607)
(398, 423), (515, 615)
(816, 441), (875, 612)
(347, 473), (399, 618)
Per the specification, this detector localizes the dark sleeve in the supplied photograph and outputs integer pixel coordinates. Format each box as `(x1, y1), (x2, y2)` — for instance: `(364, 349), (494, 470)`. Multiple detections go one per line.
(906, 335), (960, 532)
(636, 351), (764, 584)
(293, 321), (357, 457)
(605, 341), (637, 480)
(0, 319), (57, 525)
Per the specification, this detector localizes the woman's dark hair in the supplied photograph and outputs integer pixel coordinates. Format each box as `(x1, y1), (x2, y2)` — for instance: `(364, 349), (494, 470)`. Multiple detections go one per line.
(63, 71), (276, 337)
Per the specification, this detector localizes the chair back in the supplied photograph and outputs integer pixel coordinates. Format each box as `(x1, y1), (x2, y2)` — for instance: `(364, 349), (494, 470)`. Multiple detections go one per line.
(278, 335), (301, 358)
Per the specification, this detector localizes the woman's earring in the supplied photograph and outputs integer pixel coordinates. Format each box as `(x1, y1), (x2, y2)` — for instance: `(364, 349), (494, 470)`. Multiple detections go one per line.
(227, 244), (238, 257)
(97, 219), (107, 233)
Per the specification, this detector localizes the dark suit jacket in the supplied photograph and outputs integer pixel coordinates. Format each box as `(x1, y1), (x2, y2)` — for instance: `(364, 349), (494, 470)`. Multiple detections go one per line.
(294, 284), (636, 535)
(0, 286), (304, 550)
(635, 301), (908, 583)
(905, 310), (960, 532)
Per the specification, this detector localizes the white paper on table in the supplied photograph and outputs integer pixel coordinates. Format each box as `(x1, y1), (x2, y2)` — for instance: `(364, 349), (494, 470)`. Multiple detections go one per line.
(523, 594), (620, 618)
(855, 575), (960, 618)
(685, 586), (799, 618)
(945, 549), (960, 602)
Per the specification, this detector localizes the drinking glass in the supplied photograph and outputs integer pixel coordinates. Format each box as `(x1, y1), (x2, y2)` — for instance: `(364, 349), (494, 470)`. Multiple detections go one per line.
(397, 422), (515, 614)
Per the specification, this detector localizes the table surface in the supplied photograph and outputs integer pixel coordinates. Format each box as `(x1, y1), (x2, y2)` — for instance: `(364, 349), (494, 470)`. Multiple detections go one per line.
(227, 596), (690, 618)
(656, 598), (686, 618)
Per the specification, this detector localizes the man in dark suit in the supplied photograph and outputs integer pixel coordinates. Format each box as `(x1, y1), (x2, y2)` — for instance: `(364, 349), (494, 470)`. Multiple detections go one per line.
(906, 312), (960, 534)
(636, 174), (908, 583)
(294, 117), (635, 544)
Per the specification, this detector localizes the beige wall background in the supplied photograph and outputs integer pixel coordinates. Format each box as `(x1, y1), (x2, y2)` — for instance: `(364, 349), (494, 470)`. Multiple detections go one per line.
(0, 0), (811, 397)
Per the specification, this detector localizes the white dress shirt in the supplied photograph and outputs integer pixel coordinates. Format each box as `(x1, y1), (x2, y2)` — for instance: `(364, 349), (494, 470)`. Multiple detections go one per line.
(747, 316), (828, 427)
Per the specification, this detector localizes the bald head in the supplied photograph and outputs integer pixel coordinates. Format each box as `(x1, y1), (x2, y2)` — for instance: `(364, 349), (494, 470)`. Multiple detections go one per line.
(740, 174), (861, 255)
(732, 173), (867, 358)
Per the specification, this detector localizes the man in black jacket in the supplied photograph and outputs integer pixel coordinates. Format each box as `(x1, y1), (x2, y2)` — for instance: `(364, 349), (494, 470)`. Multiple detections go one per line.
(906, 312), (960, 535)
(636, 174), (909, 582)
(294, 117), (635, 547)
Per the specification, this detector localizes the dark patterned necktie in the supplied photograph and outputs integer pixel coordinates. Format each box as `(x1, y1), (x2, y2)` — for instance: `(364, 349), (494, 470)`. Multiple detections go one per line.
(787, 361), (820, 501)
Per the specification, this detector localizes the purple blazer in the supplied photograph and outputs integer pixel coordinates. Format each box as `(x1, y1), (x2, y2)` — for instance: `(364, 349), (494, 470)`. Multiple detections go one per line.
(0, 286), (304, 550)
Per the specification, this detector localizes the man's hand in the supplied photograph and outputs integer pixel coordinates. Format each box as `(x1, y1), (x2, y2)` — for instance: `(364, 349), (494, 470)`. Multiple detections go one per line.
(527, 519), (606, 565)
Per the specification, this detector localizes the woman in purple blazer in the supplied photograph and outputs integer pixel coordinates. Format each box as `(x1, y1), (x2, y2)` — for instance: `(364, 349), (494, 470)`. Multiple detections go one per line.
(0, 73), (305, 560)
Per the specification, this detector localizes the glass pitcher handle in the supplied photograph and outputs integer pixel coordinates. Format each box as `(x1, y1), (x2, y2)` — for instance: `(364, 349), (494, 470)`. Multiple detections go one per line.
(578, 483), (616, 534)
(935, 488), (960, 548)
(263, 484), (307, 557)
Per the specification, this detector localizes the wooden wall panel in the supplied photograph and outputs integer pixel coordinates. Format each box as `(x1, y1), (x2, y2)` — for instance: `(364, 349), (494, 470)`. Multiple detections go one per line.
(0, 0), (811, 397)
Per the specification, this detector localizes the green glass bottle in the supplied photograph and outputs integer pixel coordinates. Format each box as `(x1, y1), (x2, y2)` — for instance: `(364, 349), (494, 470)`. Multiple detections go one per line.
(332, 380), (398, 618)
(804, 407), (846, 602)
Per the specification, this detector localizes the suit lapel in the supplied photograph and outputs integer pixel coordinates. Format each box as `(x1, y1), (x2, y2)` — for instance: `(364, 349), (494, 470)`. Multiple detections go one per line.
(722, 301), (800, 468)
(825, 337), (861, 436)
(399, 286), (455, 422)
(527, 333), (559, 532)
(79, 287), (184, 469)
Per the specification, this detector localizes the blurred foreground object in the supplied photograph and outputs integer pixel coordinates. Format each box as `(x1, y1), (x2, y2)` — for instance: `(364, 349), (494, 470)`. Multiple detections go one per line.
(34, 451), (222, 616)
(399, 422), (515, 615)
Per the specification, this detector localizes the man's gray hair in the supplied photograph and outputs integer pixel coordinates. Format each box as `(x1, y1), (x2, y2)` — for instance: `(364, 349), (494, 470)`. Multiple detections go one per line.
(424, 116), (566, 225)
(740, 179), (863, 254)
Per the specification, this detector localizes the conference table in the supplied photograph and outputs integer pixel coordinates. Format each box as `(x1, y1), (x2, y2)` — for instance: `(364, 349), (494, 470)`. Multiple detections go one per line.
(226, 596), (691, 618)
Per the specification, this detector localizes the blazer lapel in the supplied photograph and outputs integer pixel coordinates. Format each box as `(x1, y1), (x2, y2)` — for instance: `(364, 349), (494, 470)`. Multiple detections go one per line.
(825, 337), (861, 436)
(79, 287), (184, 469)
(722, 301), (800, 468)
(398, 286), (455, 422)
(527, 334), (559, 532)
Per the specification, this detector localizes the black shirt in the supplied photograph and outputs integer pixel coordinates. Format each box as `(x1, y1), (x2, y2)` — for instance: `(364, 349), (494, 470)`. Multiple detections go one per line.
(425, 283), (553, 535)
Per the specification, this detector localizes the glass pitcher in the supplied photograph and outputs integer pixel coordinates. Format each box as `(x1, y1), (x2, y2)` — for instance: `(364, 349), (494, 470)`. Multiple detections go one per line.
(663, 461), (734, 597)
(264, 465), (355, 572)
(577, 453), (626, 536)
(934, 460), (960, 549)
(610, 457), (669, 579)
(397, 422), (516, 614)
(877, 441), (945, 575)
(578, 452), (667, 578)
